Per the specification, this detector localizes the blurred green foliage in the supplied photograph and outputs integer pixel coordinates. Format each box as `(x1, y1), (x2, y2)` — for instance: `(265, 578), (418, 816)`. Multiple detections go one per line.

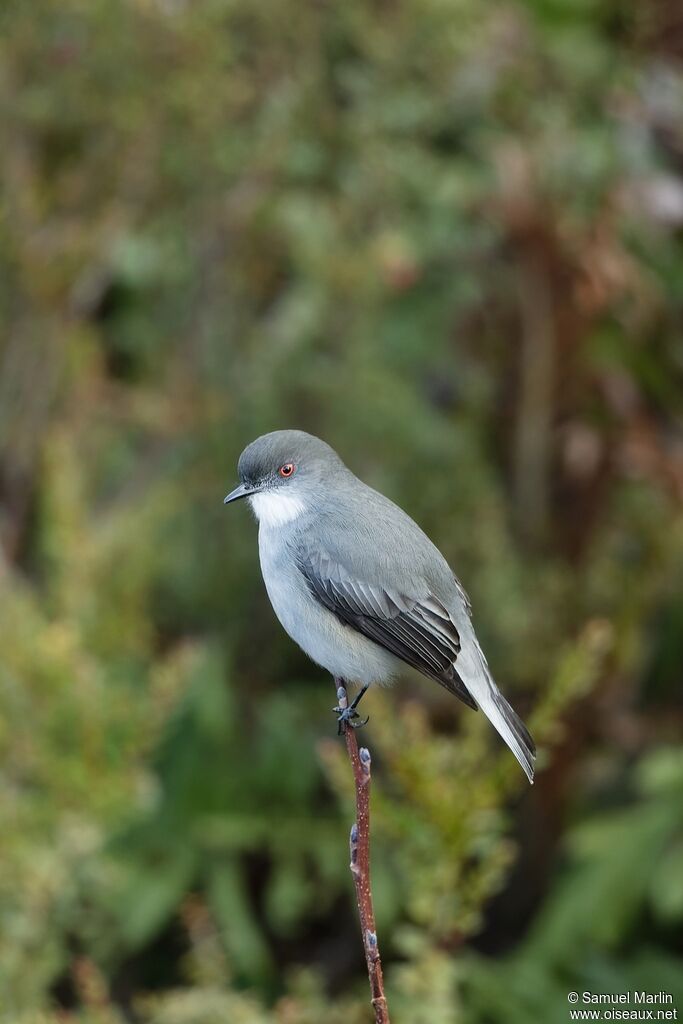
(1, 0), (682, 1021)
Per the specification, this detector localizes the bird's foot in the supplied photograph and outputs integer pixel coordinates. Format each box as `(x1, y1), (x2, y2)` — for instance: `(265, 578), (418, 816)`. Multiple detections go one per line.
(333, 704), (369, 736)
(332, 682), (370, 735)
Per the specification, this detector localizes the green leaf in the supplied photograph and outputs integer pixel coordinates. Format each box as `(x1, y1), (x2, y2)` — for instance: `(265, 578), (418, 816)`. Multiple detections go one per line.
(208, 859), (273, 983)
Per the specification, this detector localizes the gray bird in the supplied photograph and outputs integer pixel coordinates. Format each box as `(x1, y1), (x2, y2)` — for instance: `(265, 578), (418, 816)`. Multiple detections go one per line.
(224, 430), (535, 782)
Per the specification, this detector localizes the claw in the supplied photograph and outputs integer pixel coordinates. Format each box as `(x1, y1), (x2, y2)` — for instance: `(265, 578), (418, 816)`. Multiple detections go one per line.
(332, 683), (370, 735)
(335, 705), (369, 735)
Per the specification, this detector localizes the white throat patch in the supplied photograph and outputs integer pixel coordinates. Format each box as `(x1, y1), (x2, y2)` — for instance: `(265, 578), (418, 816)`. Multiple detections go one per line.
(249, 490), (306, 528)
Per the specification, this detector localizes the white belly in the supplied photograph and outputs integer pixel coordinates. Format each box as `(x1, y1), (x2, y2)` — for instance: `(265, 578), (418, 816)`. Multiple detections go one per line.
(257, 526), (399, 685)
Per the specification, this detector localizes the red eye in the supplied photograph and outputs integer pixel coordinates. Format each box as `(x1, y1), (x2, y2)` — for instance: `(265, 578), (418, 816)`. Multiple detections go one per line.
(279, 463), (295, 478)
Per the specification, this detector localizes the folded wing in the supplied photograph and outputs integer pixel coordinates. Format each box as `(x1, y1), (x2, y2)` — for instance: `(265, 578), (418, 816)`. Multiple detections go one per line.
(295, 543), (477, 709)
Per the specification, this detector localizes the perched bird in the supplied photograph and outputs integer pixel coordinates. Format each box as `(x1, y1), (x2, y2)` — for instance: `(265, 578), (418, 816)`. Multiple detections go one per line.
(224, 430), (535, 782)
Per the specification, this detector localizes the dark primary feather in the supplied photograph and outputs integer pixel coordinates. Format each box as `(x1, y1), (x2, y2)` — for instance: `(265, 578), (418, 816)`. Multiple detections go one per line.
(295, 543), (478, 710)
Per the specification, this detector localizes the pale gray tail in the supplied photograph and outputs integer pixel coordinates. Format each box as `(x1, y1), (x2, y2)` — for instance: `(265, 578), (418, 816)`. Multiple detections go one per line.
(456, 635), (536, 783)
(476, 683), (536, 783)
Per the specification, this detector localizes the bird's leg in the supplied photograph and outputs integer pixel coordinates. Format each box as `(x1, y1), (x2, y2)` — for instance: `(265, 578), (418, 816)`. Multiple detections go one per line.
(334, 683), (370, 735)
(349, 683), (370, 713)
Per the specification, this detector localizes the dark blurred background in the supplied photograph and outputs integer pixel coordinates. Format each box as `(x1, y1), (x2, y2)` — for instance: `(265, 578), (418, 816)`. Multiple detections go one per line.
(1, 2), (682, 1022)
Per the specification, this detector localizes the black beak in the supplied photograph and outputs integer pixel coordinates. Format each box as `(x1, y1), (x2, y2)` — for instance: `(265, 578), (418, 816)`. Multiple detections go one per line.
(223, 482), (254, 505)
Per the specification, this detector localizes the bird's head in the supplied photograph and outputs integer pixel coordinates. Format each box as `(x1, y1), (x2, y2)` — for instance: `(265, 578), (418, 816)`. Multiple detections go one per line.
(224, 430), (345, 527)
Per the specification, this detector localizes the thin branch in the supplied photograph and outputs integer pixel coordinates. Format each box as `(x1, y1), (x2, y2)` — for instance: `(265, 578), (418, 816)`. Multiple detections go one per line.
(334, 678), (391, 1024)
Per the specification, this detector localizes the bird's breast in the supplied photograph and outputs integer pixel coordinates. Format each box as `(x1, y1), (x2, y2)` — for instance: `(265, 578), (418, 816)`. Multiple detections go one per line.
(256, 527), (399, 685)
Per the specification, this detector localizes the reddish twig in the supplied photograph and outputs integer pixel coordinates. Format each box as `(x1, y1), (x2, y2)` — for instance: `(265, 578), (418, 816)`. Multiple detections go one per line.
(335, 678), (391, 1024)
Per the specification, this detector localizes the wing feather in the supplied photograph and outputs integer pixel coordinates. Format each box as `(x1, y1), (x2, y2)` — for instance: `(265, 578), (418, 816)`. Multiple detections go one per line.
(296, 543), (477, 710)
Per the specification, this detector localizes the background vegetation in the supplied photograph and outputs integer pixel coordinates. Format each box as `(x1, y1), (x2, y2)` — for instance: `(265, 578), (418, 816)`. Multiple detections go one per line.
(1, 1), (682, 1021)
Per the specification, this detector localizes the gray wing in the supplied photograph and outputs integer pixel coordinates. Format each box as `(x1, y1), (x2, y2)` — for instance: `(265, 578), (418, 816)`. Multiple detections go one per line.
(295, 542), (477, 710)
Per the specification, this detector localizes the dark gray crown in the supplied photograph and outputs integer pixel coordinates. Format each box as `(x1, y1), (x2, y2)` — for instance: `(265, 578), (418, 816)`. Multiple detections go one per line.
(237, 430), (344, 485)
